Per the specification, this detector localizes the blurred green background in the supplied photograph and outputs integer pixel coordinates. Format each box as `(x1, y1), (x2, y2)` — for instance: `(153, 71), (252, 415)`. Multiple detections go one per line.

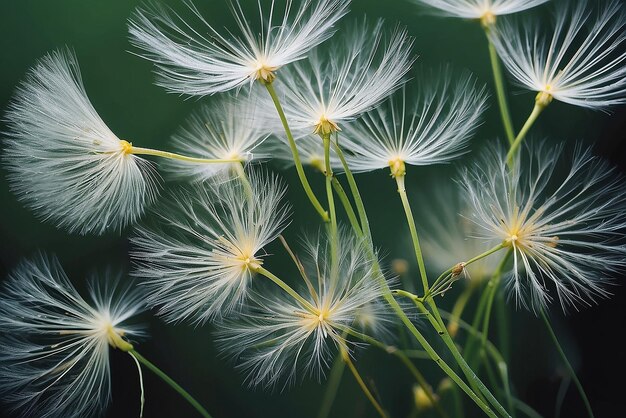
(1, 1), (625, 417)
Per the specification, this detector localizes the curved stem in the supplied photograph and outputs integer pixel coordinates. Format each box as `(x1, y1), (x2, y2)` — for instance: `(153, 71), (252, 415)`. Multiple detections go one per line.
(394, 290), (512, 418)
(329, 141), (497, 417)
(480, 252), (511, 352)
(128, 146), (241, 164)
(440, 310), (516, 418)
(255, 266), (314, 311)
(263, 82), (329, 222)
(506, 102), (546, 166)
(323, 134), (339, 282)
(317, 354), (346, 418)
(331, 178), (362, 235)
(485, 30), (515, 145)
(395, 174), (430, 294)
(429, 243), (506, 297)
(332, 139), (371, 241)
(540, 310), (594, 418)
(448, 285), (476, 337)
(341, 348), (388, 418)
(342, 327), (447, 418)
(129, 350), (212, 418)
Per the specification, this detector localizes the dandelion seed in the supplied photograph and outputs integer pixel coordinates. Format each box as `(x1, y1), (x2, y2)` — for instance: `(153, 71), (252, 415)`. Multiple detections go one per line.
(409, 0), (549, 24)
(2, 49), (158, 235)
(164, 93), (272, 182)
(279, 18), (415, 136)
(340, 70), (488, 176)
(216, 229), (390, 387)
(491, 0), (626, 109)
(132, 169), (291, 324)
(460, 142), (626, 312)
(0, 253), (145, 418)
(128, 0), (350, 96)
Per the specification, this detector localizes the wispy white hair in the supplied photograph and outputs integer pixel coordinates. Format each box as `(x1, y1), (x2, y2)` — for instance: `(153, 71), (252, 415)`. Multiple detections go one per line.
(132, 169), (291, 324)
(128, 0), (350, 96)
(417, 181), (501, 281)
(216, 228), (391, 387)
(164, 92), (273, 181)
(460, 142), (626, 312)
(0, 253), (145, 418)
(409, 0), (549, 19)
(279, 18), (415, 134)
(492, 0), (626, 109)
(341, 70), (488, 173)
(2, 49), (158, 235)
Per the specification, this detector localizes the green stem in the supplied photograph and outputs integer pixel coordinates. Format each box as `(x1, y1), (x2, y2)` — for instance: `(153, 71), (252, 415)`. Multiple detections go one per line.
(395, 174), (430, 294)
(323, 133), (339, 281)
(506, 102), (546, 166)
(448, 285), (476, 337)
(255, 266), (314, 311)
(129, 350), (212, 418)
(331, 140), (496, 416)
(429, 243), (505, 297)
(128, 145), (242, 165)
(332, 139), (371, 241)
(385, 292), (498, 417)
(341, 327), (447, 418)
(439, 310), (516, 418)
(331, 177), (362, 235)
(540, 310), (595, 418)
(485, 31), (515, 145)
(341, 348), (388, 418)
(263, 82), (329, 222)
(395, 290), (511, 418)
(480, 252), (512, 353)
(317, 354), (346, 418)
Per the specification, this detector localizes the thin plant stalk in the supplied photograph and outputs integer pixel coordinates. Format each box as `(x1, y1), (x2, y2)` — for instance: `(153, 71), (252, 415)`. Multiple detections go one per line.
(440, 310), (516, 418)
(255, 266), (315, 311)
(395, 174), (430, 294)
(332, 137), (372, 241)
(341, 347), (388, 418)
(480, 252), (512, 352)
(323, 133), (339, 280)
(263, 81), (329, 221)
(331, 177), (363, 235)
(318, 354), (346, 418)
(128, 145), (242, 165)
(340, 327), (447, 418)
(129, 350), (212, 418)
(484, 28), (515, 145)
(506, 99), (549, 165)
(332, 141), (499, 417)
(393, 290), (511, 418)
(540, 310), (595, 418)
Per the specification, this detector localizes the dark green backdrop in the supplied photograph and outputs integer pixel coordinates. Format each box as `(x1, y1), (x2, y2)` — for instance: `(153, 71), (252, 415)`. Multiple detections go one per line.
(1, 1), (625, 417)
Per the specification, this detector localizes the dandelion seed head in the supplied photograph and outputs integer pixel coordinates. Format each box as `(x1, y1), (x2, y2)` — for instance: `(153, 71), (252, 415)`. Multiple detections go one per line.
(341, 70), (488, 174)
(216, 228), (391, 387)
(2, 49), (158, 235)
(0, 253), (145, 418)
(409, 0), (549, 21)
(492, 0), (626, 109)
(129, 0), (350, 96)
(132, 169), (291, 324)
(164, 93), (273, 181)
(460, 142), (626, 313)
(279, 18), (415, 135)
